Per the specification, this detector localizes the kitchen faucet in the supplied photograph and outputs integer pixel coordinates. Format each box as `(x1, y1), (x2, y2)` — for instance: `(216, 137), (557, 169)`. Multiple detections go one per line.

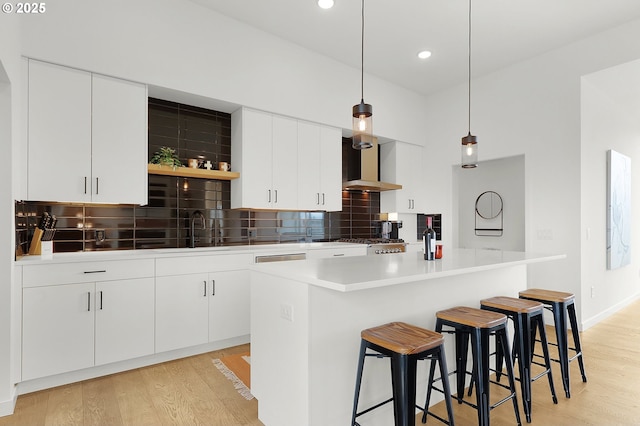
(190, 210), (206, 248)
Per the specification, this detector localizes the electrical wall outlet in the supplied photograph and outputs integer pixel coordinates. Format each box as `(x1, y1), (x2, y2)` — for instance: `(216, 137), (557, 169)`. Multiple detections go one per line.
(536, 229), (553, 240)
(280, 304), (294, 322)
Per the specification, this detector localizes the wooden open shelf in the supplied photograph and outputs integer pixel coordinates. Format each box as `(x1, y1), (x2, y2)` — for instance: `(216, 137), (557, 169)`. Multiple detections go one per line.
(148, 164), (240, 180)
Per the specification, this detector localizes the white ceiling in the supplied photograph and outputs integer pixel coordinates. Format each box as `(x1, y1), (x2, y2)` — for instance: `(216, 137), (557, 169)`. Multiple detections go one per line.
(188, 0), (640, 96)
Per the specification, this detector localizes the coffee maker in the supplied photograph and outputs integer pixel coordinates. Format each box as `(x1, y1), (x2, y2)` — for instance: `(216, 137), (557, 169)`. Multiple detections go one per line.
(379, 220), (402, 240)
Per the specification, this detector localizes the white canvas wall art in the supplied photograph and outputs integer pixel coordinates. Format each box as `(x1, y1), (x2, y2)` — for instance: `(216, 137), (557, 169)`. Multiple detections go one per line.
(607, 149), (631, 270)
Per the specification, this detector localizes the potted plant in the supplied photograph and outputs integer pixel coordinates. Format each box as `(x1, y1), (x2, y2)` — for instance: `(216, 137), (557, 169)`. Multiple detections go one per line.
(150, 147), (182, 170)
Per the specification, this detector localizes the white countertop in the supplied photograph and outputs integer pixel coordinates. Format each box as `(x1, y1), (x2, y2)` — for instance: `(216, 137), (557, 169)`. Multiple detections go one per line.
(15, 242), (365, 265)
(252, 248), (566, 292)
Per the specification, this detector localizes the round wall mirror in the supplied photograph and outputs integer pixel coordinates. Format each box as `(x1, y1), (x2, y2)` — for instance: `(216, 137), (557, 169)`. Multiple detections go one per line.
(475, 191), (503, 219)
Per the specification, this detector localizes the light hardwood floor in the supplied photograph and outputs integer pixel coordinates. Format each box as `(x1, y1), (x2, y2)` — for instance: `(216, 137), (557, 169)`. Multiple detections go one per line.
(0, 345), (262, 426)
(2, 299), (640, 425)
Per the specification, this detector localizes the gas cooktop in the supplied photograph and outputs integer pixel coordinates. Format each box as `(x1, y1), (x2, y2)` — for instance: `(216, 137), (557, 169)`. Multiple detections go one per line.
(337, 238), (405, 244)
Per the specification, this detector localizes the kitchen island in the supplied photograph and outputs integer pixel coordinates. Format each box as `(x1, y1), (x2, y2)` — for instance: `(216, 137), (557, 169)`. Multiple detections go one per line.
(249, 248), (565, 426)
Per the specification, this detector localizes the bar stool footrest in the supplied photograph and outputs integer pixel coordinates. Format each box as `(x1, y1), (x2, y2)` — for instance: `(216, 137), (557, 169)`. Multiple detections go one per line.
(354, 397), (394, 419)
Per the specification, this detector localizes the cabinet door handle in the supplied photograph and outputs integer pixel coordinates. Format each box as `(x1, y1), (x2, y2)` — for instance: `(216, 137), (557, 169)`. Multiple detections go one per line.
(84, 270), (107, 274)
(96, 177), (99, 195)
(87, 292), (91, 311)
(84, 177), (87, 194)
(212, 279), (216, 296)
(333, 253), (345, 257)
(203, 280), (207, 297)
(274, 189), (278, 203)
(409, 199), (412, 209)
(99, 290), (103, 310)
(268, 189), (271, 203)
(322, 193), (325, 205)
(316, 193), (320, 205)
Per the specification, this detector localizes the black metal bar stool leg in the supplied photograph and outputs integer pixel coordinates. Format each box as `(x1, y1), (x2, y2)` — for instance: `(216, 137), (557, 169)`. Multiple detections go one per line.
(551, 302), (571, 398)
(470, 328), (490, 426)
(513, 312), (532, 423)
(422, 346), (455, 426)
(351, 340), (368, 426)
(391, 352), (416, 426)
(567, 303), (587, 383)
(422, 350), (439, 423)
(498, 328), (522, 426)
(455, 329), (469, 403)
(535, 314), (558, 404)
(437, 347), (456, 426)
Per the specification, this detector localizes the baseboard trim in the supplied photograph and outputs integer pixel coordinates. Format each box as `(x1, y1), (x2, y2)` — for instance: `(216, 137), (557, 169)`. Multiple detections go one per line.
(582, 292), (640, 330)
(17, 335), (250, 395)
(0, 386), (18, 418)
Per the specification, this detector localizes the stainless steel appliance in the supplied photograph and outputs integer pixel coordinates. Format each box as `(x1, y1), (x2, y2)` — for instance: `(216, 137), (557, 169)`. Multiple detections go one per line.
(379, 220), (402, 240)
(338, 238), (406, 255)
(342, 137), (402, 192)
(255, 253), (307, 263)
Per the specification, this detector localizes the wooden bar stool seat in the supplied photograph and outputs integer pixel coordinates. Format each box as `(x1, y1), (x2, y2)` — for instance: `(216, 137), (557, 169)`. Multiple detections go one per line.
(351, 322), (455, 426)
(519, 289), (587, 398)
(480, 296), (558, 423)
(425, 307), (521, 426)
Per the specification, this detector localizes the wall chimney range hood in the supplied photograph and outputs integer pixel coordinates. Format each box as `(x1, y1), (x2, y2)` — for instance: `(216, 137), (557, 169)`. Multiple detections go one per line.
(342, 136), (402, 192)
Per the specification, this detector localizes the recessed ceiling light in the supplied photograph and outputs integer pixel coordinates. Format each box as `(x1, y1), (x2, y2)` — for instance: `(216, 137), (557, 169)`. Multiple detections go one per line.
(317, 0), (334, 9)
(417, 50), (432, 60)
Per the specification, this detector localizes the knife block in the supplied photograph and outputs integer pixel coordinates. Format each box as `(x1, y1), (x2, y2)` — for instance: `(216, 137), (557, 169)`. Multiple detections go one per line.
(28, 228), (44, 255)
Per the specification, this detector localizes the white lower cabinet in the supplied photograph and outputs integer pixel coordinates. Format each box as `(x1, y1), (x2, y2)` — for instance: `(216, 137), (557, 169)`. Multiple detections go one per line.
(95, 278), (155, 365)
(155, 269), (250, 353)
(155, 273), (210, 353)
(209, 270), (250, 342)
(22, 282), (95, 380)
(22, 277), (155, 381)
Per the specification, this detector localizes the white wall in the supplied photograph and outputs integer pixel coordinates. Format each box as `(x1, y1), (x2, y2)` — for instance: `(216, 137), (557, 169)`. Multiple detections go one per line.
(419, 18), (640, 327)
(456, 155), (525, 251)
(0, 11), (21, 416)
(580, 60), (640, 328)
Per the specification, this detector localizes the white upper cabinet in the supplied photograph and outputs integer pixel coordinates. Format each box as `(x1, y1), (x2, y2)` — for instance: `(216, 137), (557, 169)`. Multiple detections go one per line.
(297, 121), (342, 211)
(232, 108), (272, 209)
(271, 115), (298, 210)
(232, 107), (341, 211)
(27, 60), (92, 203)
(319, 126), (343, 211)
(232, 108), (298, 209)
(91, 74), (148, 204)
(380, 141), (425, 213)
(26, 59), (148, 204)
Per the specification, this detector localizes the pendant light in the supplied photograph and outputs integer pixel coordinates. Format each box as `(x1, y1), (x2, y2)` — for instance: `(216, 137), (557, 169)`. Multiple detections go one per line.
(352, 0), (373, 150)
(461, 0), (478, 168)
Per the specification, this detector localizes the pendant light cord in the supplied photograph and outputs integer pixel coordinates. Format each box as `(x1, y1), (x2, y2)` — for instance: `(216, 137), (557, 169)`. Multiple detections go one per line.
(467, 0), (472, 134)
(360, 0), (365, 101)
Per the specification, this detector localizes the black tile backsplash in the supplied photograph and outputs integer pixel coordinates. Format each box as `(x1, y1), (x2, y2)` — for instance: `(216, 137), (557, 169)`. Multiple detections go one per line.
(15, 99), (382, 254)
(16, 189), (380, 253)
(417, 213), (443, 241)
(148, 98), (231, 169)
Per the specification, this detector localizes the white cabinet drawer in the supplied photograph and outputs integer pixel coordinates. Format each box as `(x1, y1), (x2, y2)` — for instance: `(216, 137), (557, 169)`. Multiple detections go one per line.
(155, 253), (254, 276)
(22, 259), (155, 287)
